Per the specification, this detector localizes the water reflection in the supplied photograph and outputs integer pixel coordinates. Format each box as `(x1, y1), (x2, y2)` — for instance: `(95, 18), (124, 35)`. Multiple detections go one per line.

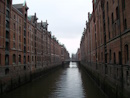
(1, 62), (107, 98)
(49, 62), (85, 98)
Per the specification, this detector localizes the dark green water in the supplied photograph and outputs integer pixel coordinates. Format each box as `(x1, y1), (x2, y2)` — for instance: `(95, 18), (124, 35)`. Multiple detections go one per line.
(1, 62), (107, 98)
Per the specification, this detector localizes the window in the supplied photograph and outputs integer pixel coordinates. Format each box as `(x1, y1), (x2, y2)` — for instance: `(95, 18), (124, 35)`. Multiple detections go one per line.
(6, 42), (9, 50)
(14, 23), (15, 30)
(19, 19), (21, 23)
(32, 56), (33, 61)
(122, 0), (125, 10)
(14, 15), (15, 19)
(116, 7), (119, 20)
(107, 2), (109, 13)
(13, 42), (15, 48)
(13, 54), (16, 64)
(0, 54), (1, 64)
(19, 55), (21, 63)
(6, 10), (9, 18)
(13, 33), (15, 40)
(109, 50), (111, 62)
(19, 35), (21, 42)
(25, 14), (27, 19)
(19, 44), (21, 49)
(5, 55), (9, 65)
(125, 44), (129, 63)
(24, 23), (26, 28)
(6, 20), (9, 28)
(28, 39), (29, 44)
(119, 51), (121, 65)
(24, 31), (26, 36)
(95, 24), (96, 32)
(19, 26), (21, 34)
(101, 52), (103, 61)
(6, 0), (10, 8)
(108, 17), (110, 39)
(24, 56), (26, 64)
(114, 52), (116, 64)
(6, 31), (9, 39)
(5, 68), (9, 75)
(28, 32), (29, 37)
(24, 46), (26, 53)
(24, 38), (26, 44)
(0, 15), (1, 24)
(28, 56), (29, 62)
(124, 19), (127, 30)
(112, 13), (114, 24)
(126, 71), (129, 85)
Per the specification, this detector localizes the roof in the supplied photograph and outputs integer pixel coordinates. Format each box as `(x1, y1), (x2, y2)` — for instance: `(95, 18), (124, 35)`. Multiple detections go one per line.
(12, 6), (23, 15)
(13, 4), (23, 9)
(28, 16), (32, 21)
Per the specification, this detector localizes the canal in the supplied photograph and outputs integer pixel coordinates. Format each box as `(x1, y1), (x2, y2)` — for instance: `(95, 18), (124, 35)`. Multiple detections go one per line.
(1, 62), (107, 98)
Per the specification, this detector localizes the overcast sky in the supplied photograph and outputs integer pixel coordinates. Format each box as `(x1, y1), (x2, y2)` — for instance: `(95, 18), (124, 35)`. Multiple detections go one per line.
(13, 0), (92, 55)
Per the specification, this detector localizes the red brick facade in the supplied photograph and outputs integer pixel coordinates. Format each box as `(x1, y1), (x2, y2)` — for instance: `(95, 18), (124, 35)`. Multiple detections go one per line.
(79, 0), (130, 97)
(0, 0), (69, 74)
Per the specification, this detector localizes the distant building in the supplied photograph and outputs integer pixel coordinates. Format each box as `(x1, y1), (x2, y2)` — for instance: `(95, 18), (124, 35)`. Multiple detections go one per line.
(71, 54), (77, 61)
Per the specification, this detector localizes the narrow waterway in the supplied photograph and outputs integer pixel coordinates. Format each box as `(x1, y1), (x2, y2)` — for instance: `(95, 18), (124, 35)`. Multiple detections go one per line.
(1, 62), (107, 98)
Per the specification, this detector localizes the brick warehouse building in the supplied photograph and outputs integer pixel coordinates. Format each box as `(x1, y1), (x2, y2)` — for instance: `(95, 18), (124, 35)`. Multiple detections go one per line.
(79, 0), (130, 98)
(0, 0), (69, 93)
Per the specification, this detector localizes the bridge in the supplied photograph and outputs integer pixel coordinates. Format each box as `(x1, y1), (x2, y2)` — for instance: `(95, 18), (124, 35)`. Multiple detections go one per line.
(63, 59), (80, 63)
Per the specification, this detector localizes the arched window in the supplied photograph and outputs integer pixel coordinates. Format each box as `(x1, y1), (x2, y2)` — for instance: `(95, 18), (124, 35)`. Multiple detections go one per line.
(13, 54), (16, 64)
(125, 44), (129, 63)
